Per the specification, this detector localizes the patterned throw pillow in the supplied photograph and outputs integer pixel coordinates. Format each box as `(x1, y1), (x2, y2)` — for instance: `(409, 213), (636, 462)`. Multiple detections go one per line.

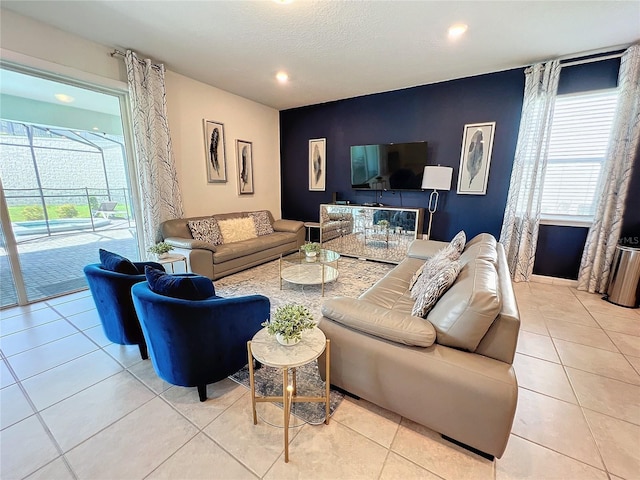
(450, 230), (466, 254)
(411, 261), (461, 318)
(187, 218), (223, 245)
(250, 211), (274, 236)
(217, 217), (258, 243)
(409, 263), (426, 290)
(410, 244), (461, 299)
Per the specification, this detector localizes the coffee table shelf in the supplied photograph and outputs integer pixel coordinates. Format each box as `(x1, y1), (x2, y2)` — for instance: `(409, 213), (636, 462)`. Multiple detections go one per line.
(279, 248), (340, 296)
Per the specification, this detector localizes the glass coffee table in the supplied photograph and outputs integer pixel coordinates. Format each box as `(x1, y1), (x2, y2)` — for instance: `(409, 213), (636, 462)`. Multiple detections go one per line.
(279, 248), (340, 296)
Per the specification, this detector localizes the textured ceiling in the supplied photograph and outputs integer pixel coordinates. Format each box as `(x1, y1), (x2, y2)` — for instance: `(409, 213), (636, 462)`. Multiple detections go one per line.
(2, 1), (639, 110)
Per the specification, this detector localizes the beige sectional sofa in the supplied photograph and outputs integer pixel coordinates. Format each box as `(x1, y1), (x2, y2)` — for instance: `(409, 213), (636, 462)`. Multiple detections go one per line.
(318, 233), (520, 459)
(161, 211), (304, 280)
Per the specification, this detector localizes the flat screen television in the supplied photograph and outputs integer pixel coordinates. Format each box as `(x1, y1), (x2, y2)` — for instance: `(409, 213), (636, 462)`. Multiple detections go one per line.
(350, 142), (428, 190)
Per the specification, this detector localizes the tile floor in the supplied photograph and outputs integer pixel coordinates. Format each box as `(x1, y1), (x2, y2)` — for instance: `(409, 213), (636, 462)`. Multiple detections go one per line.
(1, 283), (639, 479)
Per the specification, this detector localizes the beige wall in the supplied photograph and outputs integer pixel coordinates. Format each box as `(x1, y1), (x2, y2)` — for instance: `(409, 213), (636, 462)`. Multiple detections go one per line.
(166, 71), (281, 218)
(0, 8), (282, 219)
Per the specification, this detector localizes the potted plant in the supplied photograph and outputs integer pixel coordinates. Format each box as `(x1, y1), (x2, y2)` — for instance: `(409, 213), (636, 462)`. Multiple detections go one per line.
(300, 242), (321, 260)
(147, 241), (174, 259)
(377, 219), (390, 229)
(261, 304), (315, 346)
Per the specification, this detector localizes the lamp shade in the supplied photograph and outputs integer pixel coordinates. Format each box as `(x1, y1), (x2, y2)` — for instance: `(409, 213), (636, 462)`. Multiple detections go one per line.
(421, 166), (453, 191)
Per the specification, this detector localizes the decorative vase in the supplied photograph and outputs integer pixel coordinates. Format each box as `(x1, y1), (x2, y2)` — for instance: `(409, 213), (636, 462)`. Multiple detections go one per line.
(276, 333), (300, 346)
(305, 251), (317, 262)
(157, 253), (170, 259)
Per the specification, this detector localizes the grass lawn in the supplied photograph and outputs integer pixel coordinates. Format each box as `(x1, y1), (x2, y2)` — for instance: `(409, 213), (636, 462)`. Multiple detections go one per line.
(8, 205), (128, 222)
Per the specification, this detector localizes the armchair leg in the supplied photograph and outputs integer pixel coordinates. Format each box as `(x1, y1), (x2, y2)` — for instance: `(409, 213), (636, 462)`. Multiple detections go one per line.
(197, 384), (207, 402)
(138, 343), (148, 360)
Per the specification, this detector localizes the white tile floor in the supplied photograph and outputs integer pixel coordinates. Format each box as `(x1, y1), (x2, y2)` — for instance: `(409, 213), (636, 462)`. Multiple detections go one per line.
(1, 283), (639, 480)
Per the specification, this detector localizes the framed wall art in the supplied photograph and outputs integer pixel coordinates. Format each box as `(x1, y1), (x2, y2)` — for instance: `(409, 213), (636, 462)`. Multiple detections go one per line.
(457, 122), (496, 195)
(309, 138), (326, 191)
(203, 119), (227, 183)
(236, 139), (254, 194)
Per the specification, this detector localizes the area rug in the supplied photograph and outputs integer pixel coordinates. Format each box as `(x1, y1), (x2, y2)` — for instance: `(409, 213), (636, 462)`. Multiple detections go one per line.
(220, 256), (394, 424)
(229, 361), (343, 425)
(214, 255), (394, 320)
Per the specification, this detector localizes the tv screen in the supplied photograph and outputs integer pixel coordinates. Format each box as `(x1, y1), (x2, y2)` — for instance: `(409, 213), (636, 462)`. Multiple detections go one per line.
(350, 142), (428, 190)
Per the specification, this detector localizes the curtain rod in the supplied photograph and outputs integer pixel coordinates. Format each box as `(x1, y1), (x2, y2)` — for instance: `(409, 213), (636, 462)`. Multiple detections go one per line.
(110, 49), (163, 71)
(524, 49), (625, 73)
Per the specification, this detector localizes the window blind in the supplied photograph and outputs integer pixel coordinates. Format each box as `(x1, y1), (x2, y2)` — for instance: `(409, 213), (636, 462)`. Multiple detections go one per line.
(540, 89), (618, 221)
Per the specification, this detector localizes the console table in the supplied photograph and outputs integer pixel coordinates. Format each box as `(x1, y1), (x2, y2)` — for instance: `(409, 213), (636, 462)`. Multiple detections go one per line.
(319, 204), (424, 263)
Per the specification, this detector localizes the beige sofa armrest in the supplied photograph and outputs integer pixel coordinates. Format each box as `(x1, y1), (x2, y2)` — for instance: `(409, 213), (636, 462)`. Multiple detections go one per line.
(321, 297), (436, 347)
(273, 219), (304, 233)
(407, 239), (449, 259)
(164, 236), (217, 253)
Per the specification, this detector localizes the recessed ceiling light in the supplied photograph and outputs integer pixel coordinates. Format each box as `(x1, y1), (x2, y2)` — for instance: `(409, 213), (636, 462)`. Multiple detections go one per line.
(54, 93), (74, 103)
(448, 24), (468, 39)
(92, 127), (100, 131)
(276, 71), (289, 83)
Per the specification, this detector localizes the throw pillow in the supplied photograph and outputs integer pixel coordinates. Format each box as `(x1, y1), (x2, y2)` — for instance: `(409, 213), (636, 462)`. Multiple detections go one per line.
(145, 266), (215, 300)
(410, 245), (460, 299)
(409, 263), (426, 290)
(218, 217), (258, 243)
(187, 218), (223, 245)
(411, 261), (461, 318)
(99, 248), (139, 275)
(450, 230), (466, 254)
(250, 211), (275, 236)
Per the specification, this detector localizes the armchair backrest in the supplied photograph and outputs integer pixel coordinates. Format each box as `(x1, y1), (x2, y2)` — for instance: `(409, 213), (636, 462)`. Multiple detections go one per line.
(131, 282), (269, 388)
(83, 262), (164, 346)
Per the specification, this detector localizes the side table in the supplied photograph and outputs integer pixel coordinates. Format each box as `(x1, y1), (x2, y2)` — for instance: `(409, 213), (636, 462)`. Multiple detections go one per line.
(155, 253), (188, 273)
(247, 327), (330, 463)
(303, 222), (321, 243)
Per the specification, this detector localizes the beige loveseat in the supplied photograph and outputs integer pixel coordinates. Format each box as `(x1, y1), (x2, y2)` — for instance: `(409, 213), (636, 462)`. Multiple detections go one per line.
(318, 233), (520, 459)
(161, 211), (304, 280)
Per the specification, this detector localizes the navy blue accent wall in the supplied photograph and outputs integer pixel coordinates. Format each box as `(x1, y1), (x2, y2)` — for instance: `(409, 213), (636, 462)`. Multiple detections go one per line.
(280, 69), (525, 242)
(280, 56), (639, 280)
(533, 225), (590, 279)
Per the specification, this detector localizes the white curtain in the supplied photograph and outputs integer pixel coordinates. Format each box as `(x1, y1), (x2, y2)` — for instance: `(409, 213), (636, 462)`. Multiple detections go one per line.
(499, 61), (561, 282)
(125, 50), (184, 250)
(577, 44), (640, 293)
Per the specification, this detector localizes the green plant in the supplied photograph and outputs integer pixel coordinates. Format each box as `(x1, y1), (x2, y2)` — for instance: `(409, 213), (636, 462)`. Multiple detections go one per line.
(88, 196), (100, 211)
(377, 219), (390, 228)
(261, 304), (315, 342)
(300, 242), (321, 254)
(57, 204), (78, 218)
(22, 205), (44, 221)
(147, 241), (174, 255)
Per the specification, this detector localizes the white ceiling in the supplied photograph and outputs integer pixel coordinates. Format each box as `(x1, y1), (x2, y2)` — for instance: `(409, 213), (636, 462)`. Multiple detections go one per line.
(3, 1), (639, 110)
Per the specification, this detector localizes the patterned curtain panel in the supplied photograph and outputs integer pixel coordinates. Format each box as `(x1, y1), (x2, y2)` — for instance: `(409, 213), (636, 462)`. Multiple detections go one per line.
(577, 44), (640, 293)
(125, 50), (184, 250)
(499, 61), (561, 282)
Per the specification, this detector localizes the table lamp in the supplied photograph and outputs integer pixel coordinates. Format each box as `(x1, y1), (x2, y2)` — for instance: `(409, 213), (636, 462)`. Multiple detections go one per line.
(421, 165), (453, 240)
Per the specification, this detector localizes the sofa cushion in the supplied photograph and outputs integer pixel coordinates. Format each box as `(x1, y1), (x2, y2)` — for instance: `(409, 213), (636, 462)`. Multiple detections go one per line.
(450, 230), (466, 254)
(250, 211), (275, 236)
(322, 297), (436, 347)
(411, 261), (461, 317)
(218, 217), (258, 243)
(99, 249), (139, 274)
(187, 218), (223, 245)
(145, 266), (215, 300)
(426, 257), (502, 351)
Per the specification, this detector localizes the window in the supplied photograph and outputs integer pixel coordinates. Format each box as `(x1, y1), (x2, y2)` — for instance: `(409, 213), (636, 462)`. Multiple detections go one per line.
(540, 89), (618, 225)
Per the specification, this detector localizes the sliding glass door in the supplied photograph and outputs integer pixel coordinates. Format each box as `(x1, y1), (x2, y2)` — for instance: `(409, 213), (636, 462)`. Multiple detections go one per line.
(0, 67), (140, 307)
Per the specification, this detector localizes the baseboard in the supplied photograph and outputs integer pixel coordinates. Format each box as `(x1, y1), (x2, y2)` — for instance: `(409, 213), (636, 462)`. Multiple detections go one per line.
(530, 274), (578, 287)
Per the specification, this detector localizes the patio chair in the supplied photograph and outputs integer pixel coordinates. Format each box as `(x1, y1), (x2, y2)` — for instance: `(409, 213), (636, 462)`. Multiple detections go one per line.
(93, 201), (119, 219)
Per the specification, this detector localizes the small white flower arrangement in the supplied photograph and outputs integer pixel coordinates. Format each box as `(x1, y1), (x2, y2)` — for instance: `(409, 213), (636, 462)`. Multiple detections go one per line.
(261, 304), (315, 346)
(377, 219), (390, 229)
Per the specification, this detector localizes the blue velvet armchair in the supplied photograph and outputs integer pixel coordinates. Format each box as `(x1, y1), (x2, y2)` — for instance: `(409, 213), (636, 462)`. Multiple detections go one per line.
(131, 281), (269, 401)
(84, 261), (164, 359)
